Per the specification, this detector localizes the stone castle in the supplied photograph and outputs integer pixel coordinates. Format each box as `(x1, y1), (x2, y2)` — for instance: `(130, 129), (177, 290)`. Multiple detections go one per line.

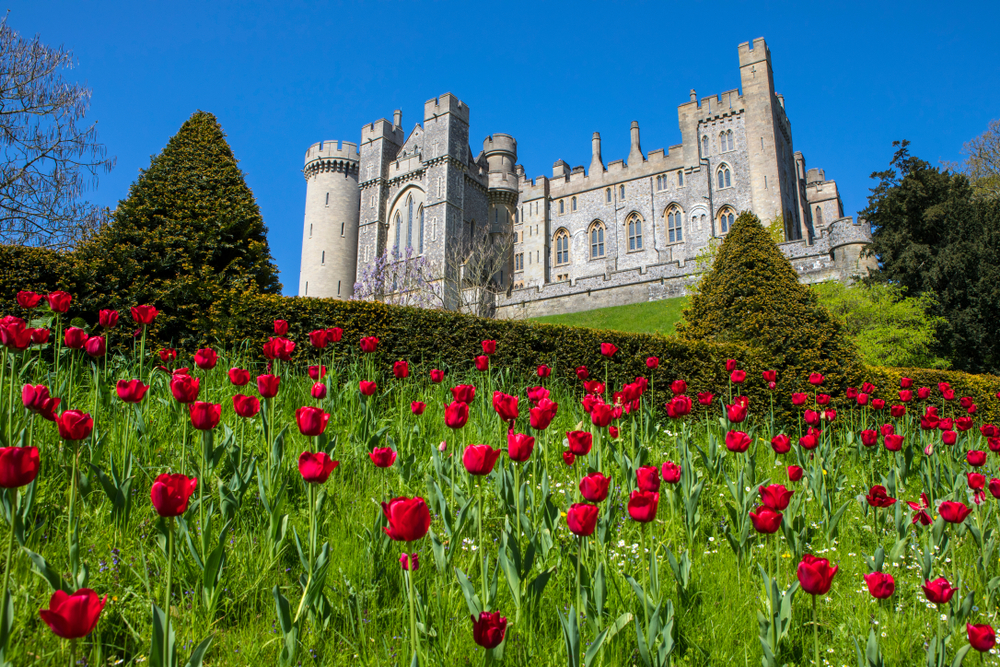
(298, 37), (874, 317)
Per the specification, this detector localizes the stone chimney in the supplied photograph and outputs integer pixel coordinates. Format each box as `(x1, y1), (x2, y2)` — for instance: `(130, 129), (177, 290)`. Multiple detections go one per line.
(393, 109), (402, 128)
(628, 121), (644, 166)
(590, 132), (604, 174)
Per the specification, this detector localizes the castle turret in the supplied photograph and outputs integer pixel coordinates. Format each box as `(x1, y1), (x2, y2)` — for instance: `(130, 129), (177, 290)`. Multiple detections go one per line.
(484, 133), (518, 290)
(299, 140), (360, 299)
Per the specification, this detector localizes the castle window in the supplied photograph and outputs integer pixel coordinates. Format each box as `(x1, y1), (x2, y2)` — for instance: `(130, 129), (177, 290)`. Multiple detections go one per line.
(309, 223), (313, 238)
(717, 166), (731, 189)
(305, 281), (308, 295)
(559, 199), (564, 214)
(726, 130), (734, 151)
(514, 209), (518, 224)
(667, 207), (683, 243)
(321, 251), (325, 265)
(627, 214), (643, 251)
(589, 221), (606, 259)
(554, 228), (570, 265)
(814, 205), (823, 226)
(718, 207), (735, 234)
(678, 170), (684, 186)
(606, 188), (611, 203)
(418, 206), (424, 253)
(341, 222), (345, 237)
(325, 192), (330, 206)
(619, 185), (625, 198)
(702, 136), (708, 156)
(394, 211), (402, 256)
(337, 281), (341, 296)
(656, 175), (663, 191)
(515, 253), (524, 271)
(571, 196), (577, 211)
(406, 196), (414, 249)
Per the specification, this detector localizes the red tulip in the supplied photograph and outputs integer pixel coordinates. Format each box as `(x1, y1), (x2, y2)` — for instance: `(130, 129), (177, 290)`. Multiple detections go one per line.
(310, 379), (325, 399)
(759, 484), (793, 511)
(967, 472), (986, 493)
(471, 611), (507, 649)
(526, 386), (550, 405)
(749, 506), (782, 534)
(445, 401), (469, 429)
(856, 393), (869, 406)
(64, 327), (88, 350)
(923, 577), (956, 604)
(967, 450), (986, 467)
(884, 434), (903, 452)
(982, 424), (1000, 438)
(530, 401), (557, 430)
(941, 430), (956, 446)
(46, 291), (72, 313)
(399, 553), (419, 571)
(327, 327), (343, 342)
(725, 430), (751, 453)
(115, 379), (149, 403)
(194, 348), (218, 370)
(16, 290), (42, 308)
(308, 365), (327, 380)
(579, 472), (610, 502)
(590, 403), (612, 428)
(159, 348), (177, 362)
(725, 359), (738, 372)
(229, 368), (251, 386)
(799, 431), (819, 450)
(989, 478), (1000, 499)
(393, 360), (409, 379)
(575, 366), (589, 380)
(566, 502), (600, 536)
(481, 339), (497, 355)
(771, 434), (791, 454)
(600, 343), (617, 357)
(955, 416), (973, 432)
(670, 379), (687, 395)
(56, 410), (93, 441)
(170, 373), (200, 403)
(411, 401), (426, 416)
(797, 554), (837, 595)
(463, 444), (503, 475)
(939, 500), (972, 524)
(0, 446), (40, 488)
(232, 394), (260, 418)
(38, 588), (107, 639)
(257, 374), (280, 398)
(150, 473), (197, 517)
(762, 370), (777, 383)
(429, 368), (445, 383)
(30, 328), (49, 344)
(273, 319), (289, 335)
(697, 392), (714, 406)
(84, 336), (106, 358)
(898, 377), (912, 388)
(507, 431), (534, 462)
(871, 398), (885, 410)
(474, 355), (489, 371)
(98, 309), (119, 329)
(583, 380), (605, 395)
(889, 404), (906, 418)
(22, 384), (60, 421)
(917, 387), (931, 400)
(451, 384), (476, 404)
(359, 380), (377, 397)
(263, 337), (296, 361)
(492, 391), (519, 424)
(666, 395), (692, 418)
(189, 402), (222, 430)
(661, 461), (681, 484)
(730, 370), (746, 384)
(790, 392), (807, 406)
(131, 305), (158, 325)
(298, 451), (338, 483)
(807, 372), (824, 386)
(627, 490), (659, 522)
(295, 406), (330, 436)
(860, 430), (878, 447)
(907, 494), (932, 526)
(803, 409), (820, 427)
(537, 364), (551, 377)
(359, 336), (379, 353)
(967, 624), (996, 653)
(566, 431), (592, 456)
(864, 572), (895, 599)
(865, 485), (896, 508)
(636, 466), (660, 493)
(726, 402), (747, 423)
(898, 390), (914, 404)
(609, 426), (620, 439)
(370, 447), (397, 468)
(562, 451), (576, 466)
(382, 496), (431, 541)
(646, 357), (659, 369)
(308, 329), (328, 348)
(788, 465), (804, 481)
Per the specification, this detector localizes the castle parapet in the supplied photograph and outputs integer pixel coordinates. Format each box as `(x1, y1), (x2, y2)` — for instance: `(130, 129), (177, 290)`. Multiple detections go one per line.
(827, 217), (872, 251)
(305, 140), (360, 164)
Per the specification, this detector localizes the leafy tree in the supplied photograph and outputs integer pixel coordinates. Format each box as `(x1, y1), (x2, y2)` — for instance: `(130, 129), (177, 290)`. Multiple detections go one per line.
(678, 211), (860, 391)
(0, 16), (115, 249)
(862, 141), (1000, 374)
(812, 281), (948, 369)
(949, 118), (1000, 200)
(75, 110), (280, 346)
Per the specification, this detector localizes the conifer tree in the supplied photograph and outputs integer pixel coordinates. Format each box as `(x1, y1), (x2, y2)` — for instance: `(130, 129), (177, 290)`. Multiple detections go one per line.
(76, 110), (280, 346)
(677, 211), (859, 389)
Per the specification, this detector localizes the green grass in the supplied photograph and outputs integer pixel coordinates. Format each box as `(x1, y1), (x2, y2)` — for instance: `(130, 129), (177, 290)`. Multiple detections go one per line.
(531, 297), (688, 336)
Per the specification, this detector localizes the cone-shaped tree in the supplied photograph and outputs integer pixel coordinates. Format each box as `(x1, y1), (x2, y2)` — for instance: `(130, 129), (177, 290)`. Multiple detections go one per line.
(677, 211), (860, 390)
(76, 110), (280, 346)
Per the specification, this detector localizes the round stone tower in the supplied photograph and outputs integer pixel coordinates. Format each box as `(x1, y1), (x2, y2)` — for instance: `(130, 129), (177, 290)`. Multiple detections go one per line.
(299, 140), (360, 299)
(484, 134), (518, 292)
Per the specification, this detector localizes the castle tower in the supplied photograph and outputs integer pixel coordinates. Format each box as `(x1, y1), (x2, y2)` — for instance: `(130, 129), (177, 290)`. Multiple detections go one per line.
(484, 133), (518, 290)
(299, 140), (360, 298)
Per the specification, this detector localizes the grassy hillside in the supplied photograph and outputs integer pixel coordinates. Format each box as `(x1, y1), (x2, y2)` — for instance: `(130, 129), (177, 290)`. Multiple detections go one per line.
(531, 296), (687, 335)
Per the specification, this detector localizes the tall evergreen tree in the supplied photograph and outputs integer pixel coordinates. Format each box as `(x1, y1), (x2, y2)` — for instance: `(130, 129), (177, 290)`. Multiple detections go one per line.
(677, 211), (859, 388)
(862, 141), (1000, 373)
(76, 110), (280, 346)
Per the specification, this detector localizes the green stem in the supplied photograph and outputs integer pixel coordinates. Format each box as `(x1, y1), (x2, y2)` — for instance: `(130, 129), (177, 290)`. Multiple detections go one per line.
(576, 535), (583, 632)
(407, 564), (418, 665)
(1, 488), (17, 635)
(164, 518), (174, 667)
(812, 594), (819, 667)
(641, 523), (649, 632)
(139, 326), (146, 383)
(67, 441), (78, 572)
(70, 638), (76, 667)
(479, 481), (486, 604)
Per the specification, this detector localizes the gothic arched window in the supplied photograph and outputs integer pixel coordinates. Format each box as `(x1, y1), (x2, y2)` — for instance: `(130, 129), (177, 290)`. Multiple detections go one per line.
(554, 228), (570, 265)
(406, 196), (414, 249)
(726, 130), (734, 151)
(589, 221), (606, 259)
(393, 211), (402, 256)
(666, 207), (683, 243)
(718, 207), (735, 234)
(418, 206), (424, 253)
(572, 196), (577, 211)
(814, 205), (823, 226)
(702, 135), (708, 156)
(717, 166), (731, 189)
(627, 214), (643, 251)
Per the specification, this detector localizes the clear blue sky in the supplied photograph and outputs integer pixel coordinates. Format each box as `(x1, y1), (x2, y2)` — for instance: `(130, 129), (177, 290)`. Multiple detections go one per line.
(12, 1), (1000, 295)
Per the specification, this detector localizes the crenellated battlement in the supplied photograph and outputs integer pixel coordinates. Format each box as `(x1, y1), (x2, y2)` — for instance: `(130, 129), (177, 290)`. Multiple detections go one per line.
(361, 119), (404, 145)
(304, 140), (359, 165)
(423, 93), (470, 124)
